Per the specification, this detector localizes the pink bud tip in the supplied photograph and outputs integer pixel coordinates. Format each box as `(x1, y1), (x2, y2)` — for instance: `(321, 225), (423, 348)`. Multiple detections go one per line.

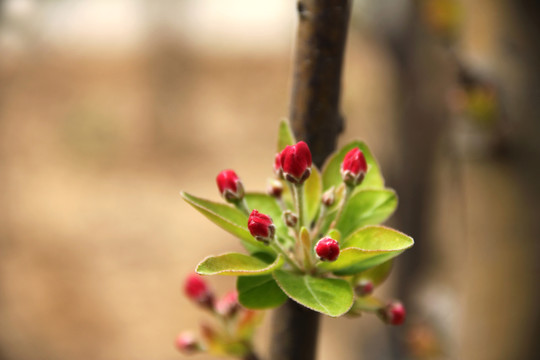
(215, 290), (240, 317)
(273, 153), (283, 178)
(279, 141), (312, 184)
(315, 237), (340, 262)
(184, 274), (212, 305)
(174, 332), (200, 354)
(267, 179), (283, 198)
(248, 210), (275, 244)
(355, 280), (374, 297)
(384, 301), (406, 325)
(216, 169), (244, 202)
(341, 147), (367, 187)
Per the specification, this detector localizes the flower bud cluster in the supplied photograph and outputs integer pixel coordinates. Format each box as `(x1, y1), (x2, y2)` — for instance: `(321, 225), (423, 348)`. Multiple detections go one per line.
(204, 137), (410, 328)
(178, 274), (259, 357)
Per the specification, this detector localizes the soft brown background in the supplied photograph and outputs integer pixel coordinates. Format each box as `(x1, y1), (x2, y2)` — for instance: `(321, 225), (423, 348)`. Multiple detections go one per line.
(0, 1), (538, 359)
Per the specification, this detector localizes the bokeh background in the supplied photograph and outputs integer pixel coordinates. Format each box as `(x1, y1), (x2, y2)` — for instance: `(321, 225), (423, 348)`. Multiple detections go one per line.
(0, 0), (538, 359)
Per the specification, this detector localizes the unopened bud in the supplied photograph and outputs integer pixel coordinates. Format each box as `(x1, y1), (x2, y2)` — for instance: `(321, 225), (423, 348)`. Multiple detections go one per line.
(174, 332), (201, 354)
(184, 274), (214, 309)
(216, 169), (244, 202)
(248, 210), (275, 244)
(341, 148), (367, 187)
(322, 188), (335, 207)
(379, 301), (406, 326)
(279, 141), (312, 184)
(283, 210), (298, 228)
(315, 237), (340, 262)
(273, 153), (283, 178)
(267, 179), (283, 198)
(354, 280), (374, 297)
(215, 290), (240, 317)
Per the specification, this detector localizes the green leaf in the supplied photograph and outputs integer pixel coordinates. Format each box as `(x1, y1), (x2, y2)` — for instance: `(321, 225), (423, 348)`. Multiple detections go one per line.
(197, 253), (284, 276)
(277, 119), (296, 152)
(181, 192), (273, 255)
(244, 192), (290, 240)
(318, 226), (413, 275)
(355, 259), (394, 287)
(273, 270), (354, 317)
(303, 166), (322, 224)
(326, 228), (341, 243)
(237, 275), (288, 309)
(321, 141), (384, 192)
(335, 189), (397, 239)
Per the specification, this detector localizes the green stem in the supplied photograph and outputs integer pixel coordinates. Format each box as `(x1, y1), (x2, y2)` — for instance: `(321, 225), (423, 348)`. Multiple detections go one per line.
(311, 205), (327, 239)
(331, 185), (353, 229)
(236, 198), (251, 216)
(272, 240), (303, 273)
(293, 184), (305, 230)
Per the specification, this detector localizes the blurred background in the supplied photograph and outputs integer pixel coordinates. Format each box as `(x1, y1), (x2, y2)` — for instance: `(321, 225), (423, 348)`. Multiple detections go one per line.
(0, 0), (538, 359)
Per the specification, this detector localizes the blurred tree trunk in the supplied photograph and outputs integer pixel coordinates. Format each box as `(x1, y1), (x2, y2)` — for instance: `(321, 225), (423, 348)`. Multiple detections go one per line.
(270, 1), (350, 360)
(506, 1), (540, 357)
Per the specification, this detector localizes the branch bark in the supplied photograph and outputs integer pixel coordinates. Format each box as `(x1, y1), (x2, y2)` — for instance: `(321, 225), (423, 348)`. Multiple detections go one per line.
(289, 0), (350, 168)
(270, 1), (351, 360)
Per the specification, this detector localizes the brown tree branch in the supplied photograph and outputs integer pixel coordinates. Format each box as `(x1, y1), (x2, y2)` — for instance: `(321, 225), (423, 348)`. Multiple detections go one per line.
(270, 1), (351, 360)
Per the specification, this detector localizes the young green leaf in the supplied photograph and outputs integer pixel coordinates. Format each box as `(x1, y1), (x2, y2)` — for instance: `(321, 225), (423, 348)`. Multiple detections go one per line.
(197, 253), (284, 276)
(350, 295), (383, 313)
(304, 166), (322, 224)
(277, 119), (296, 152)
(321, 141), (384, 192)
(237, 275), (288, 309)
(355, 259), (394, 287)
(181, 192), (273, 254)
(317, 226), (413, 275)
(335, 189), (398, 239)
(273, 270), (354, 317)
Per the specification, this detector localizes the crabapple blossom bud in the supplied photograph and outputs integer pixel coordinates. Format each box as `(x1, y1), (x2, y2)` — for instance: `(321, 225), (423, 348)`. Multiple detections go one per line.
(321, 188), (335, 207)
(341, 147), (367, 187)
(380, 301), (406, 325)
(267, 179), (283, 198)
(215, 290), (240, 317)
(279, 141), (312, 184)
(315, 237), (340, 262)
(174, 332), (201, 354)
(273, 153), (283, 178)
(184, 273), (213, 309)
(354, 280), (374, 297)
(248, 210), (275, 244)
(216, 169), (244, 202)
(283, 210), (298, 228)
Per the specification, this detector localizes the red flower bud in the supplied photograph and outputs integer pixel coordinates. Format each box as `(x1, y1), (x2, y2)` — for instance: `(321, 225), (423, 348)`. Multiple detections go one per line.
(174, 332), (201, 354)
(279, 141), (312, 184)
(216, 169), (244, 202)
(274, 153), (283, 178)
(215, 290), (240, 317)
(355, 280), (374, 297)
(341, 147), (367, 187)
(315, 237), (340, 262)
(184, 273), (213, 308)
(248, 210), (275, 244)
(381, 301), (406, 326)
